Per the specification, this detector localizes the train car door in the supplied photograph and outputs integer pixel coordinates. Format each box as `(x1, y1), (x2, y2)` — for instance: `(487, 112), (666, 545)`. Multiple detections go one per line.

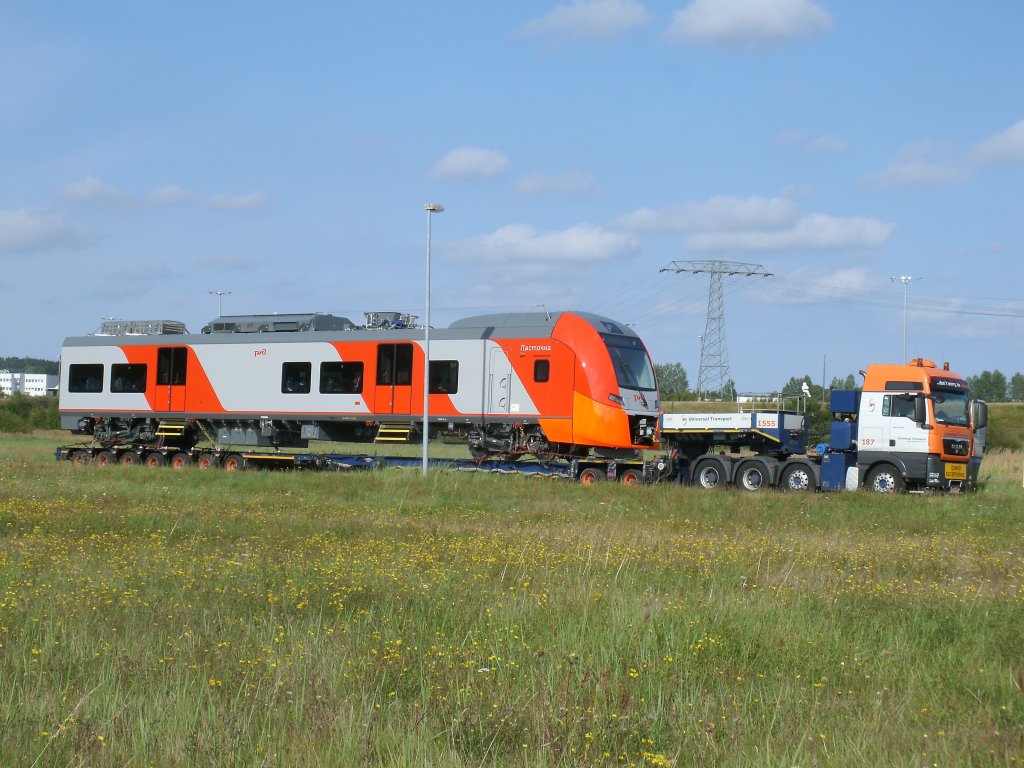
(156, 347), (188, 411)
(487, 346), (513, 416)
(374, 343), (414, 414)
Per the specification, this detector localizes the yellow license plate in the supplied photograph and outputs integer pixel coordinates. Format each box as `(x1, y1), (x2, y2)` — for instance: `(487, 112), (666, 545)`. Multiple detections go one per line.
(944, 463), (967, 480)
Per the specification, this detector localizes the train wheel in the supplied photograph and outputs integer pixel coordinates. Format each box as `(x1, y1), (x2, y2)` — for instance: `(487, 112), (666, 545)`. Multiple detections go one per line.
(94, 450), (114, 467)
(170, 452), (193, 469)
(578, 467), (605, 485)
(223, 453), (246, 472)
(120, 452), (139, 466)
(779, 464), (814, 492)
(144, 453), (167, 468)
(69, 450), (90, 466)
(735, 461), (768, 492)
(865, 464), (905, 494)
(619, 468), (644, 485)
(693, 459), (725, 490)
(196, 454), (215, 470)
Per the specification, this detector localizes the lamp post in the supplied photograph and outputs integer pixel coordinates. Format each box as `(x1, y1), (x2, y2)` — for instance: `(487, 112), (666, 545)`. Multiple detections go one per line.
(209, 290), (231, 316)
(890, 276), (920, 362)
(422, 203), (444, 476)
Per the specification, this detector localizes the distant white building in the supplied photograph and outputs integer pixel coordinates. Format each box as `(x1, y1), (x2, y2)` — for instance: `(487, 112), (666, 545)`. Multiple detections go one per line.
(0, 371), (58, 397)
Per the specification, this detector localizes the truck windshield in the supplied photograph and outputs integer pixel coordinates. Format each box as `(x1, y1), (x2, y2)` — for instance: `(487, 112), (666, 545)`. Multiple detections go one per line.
(602, 334), (657, 391)
(932, 391), (970, 427)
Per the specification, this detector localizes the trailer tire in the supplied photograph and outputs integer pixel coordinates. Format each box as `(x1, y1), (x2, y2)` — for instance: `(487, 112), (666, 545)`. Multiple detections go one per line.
(578, 467), (605, 485)
(170, 452), (193, 469)
(69, 450), (89, 466)
(94, 450), (114, 467)
(780, 464), (814, 492)
(120, 452), (140, 466)
(196, 454), (215, 470)
(144, 452), (167, 468)
(620, 468), (644, 485)
(735, 460), (768, 492)
(223, 453), (246, 472)
(865, 464), (905, 494)
(693, 458), (726, 490)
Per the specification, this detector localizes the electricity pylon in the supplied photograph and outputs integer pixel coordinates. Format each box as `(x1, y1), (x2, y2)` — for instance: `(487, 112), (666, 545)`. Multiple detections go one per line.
(660, 260), (773, 399)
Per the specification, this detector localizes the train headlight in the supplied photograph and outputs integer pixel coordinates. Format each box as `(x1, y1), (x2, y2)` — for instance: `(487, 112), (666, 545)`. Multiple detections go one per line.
(608, 393), (624, 405)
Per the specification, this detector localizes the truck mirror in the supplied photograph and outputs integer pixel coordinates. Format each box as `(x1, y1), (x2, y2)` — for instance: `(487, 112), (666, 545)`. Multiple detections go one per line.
(914, 395), (929, 426)
(972, 400), (988, 430)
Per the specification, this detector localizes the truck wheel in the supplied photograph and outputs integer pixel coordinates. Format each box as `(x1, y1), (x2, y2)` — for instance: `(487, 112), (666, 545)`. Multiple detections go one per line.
(693, 459), (725, 490)
(780, 464), (814, 492)
(619, 468), (643, 485)
(170, 452), (193, 469)
(120, 452), (139, 466)
(865, 464), (905, 494)
(69, 450), (90, 466)
(578, 467), (605, 485)
(223, 453), (246, 472)
(735, 461), (768, 492)
(94, 450), (114, 467)
(144, 453), (167, 468)
(196, 454), (215, 470)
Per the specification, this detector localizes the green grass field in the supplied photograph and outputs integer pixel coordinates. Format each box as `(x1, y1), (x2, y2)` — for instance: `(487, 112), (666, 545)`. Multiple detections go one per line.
(1, 433), (1022, 766)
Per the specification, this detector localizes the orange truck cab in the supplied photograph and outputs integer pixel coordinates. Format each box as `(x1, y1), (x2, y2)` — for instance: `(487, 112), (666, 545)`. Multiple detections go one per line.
(855, 358), (987, 492)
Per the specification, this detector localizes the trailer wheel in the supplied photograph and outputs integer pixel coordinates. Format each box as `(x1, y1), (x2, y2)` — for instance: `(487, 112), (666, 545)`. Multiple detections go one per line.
(69, 450), (90, 466)
(865, 464), (905, 494)
(578, 467), (605, 485)
(780, 464), (814, 492)
(144, 452), (167, 468)
(94, 450), (114, 467)
(223, 453), (246, 472)
(693, 459), (726, 490)
(735, 461), (768, 492)
(120, 452), (140, 466)
(170, 452), (193, 469)
(196, 454), (215, 470)
(620, 468), (644, 485)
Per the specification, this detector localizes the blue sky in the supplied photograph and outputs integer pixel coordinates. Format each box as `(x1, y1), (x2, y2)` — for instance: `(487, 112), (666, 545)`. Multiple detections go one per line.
(3, 0), (1022, 392)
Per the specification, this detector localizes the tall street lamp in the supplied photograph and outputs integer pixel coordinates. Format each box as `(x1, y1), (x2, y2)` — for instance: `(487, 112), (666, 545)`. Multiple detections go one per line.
(422, 203), (444, 476)
(209, 290), (231, 316)
(890, 276), (920, 362)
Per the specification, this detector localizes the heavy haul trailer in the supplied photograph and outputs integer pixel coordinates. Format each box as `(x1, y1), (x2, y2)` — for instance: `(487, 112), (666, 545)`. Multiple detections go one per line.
(661, 358), (988, 493)
(54, 443), (671, 484)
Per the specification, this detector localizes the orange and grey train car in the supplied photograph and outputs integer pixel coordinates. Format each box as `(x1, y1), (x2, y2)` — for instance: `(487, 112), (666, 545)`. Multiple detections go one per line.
(58, 311), (660, 459)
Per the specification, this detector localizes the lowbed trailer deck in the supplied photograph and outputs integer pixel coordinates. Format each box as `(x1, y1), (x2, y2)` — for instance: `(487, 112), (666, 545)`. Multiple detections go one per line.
(55, 444), (670, 484)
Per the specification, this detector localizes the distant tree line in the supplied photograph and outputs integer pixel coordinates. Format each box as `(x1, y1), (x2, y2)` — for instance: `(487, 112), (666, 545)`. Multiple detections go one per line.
(0, 356), (59, 375)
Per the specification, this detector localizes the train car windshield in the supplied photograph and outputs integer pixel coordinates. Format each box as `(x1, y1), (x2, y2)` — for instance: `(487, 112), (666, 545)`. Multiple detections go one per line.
(602, 334), (657, 391)
(930, 376), (970, 427)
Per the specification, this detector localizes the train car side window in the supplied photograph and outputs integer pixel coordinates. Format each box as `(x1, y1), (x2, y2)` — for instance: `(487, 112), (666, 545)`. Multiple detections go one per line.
(69, 364), (104, 393)
(320, 361), (363, 394)
(157, 348), (187, 385)
(429, 361), (459, 394)
(282, 362), (312, 393)
(534, 359), (550, 383)
(377, 344), (413, 386)
(111, 363), (147, 393)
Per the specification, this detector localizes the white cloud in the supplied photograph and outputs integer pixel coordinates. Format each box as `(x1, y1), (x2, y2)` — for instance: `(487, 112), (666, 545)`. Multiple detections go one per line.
(665, 0), (831, 47)
(147, 185), (266, 209)
(430, 146), (510, 180)
(59, 176), (134, 210)
(0, 208), (94, 254)
(684, 213), (894, 251)
(618, 194), (893, 251)
(454, 223), (639, 263)
(521, 0), (652, 41)
(516, 170), (598, 196)
(868, 119), (1024, 188)
(617, 195), (800, 232)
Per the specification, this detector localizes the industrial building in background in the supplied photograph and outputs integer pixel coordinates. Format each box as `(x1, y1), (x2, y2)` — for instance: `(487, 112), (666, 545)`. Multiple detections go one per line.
(0, 371), (57, 397)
